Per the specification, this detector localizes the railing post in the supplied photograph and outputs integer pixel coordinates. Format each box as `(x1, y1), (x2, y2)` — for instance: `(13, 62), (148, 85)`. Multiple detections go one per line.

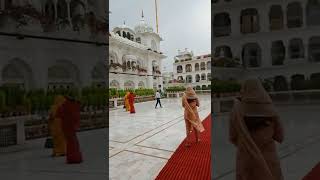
(114, 98), (118, 108)
(16, 116), (26, 145)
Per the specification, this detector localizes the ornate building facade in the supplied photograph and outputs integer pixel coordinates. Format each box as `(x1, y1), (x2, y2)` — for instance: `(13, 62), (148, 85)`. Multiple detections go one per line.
(109, 13), (166, 91)
(0, 0), (107, 90)
(173, 49), (211, 89)
(213, 0), (320, 90)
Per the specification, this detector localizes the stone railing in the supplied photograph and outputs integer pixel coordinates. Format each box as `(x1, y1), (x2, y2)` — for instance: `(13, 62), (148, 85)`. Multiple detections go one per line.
(109, 96), (155, 108)
(166, 92), (184, 98)
(0, 110), (107, 150)
(24, 111), (107, 140)
(0, 116), (27, 149)
(212, 90), (320, 114)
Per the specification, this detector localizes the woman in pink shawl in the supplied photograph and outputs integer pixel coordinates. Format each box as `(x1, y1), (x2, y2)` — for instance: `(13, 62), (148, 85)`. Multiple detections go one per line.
(182, 87), (205, 147)
(229, 78), (284, 180)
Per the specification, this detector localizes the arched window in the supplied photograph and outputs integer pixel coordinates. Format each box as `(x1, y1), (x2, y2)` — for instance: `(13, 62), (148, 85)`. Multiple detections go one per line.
(291, 74), (306, 90)
(213, 12), (231, 37)
(186, 64), (192, 72)
(273, 76), (288, 91)
(310, 72), (320, 89)
(127, 61), (131, 69)
(196, 74), (200, 82)
(214, 46), (233, 58)
(309, 36), (320, 62)
(110, 80), (120, 89)
(45, 0), (55, 23)
(269, 5), (284, 30)
(124, 81), (135, 89)
(207, 73), (212, 81)
(57, 0), (68, 19)
(127, 32), (131, 40)
(177, 65), (183, 73)
(195, 63), (200, 71)
(207, 61), (211, 70)
(138, 81), (145, 88)
(289, 38), (304, 59)
(201, 73), (206, 80)
(287, 2), (303, 28)
(186, 75), (193, 83)
(271, 40), (285, 65)
(307, 0), (320, 26)
(242, 43), (262, 68)
(241, 8), (260, 34)
(200, 62), (206, 70)
(123, 31), (126, 38)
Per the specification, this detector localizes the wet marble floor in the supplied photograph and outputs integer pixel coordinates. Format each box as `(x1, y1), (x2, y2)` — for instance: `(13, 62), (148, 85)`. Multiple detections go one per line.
(212, 104), (320, 180)
(109, 95), (211, 180)
(0, 128), (107, 180)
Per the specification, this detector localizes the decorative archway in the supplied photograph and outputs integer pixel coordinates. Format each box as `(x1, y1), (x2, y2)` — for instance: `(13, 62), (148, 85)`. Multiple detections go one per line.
(47, 60), (80, 89)
(287, 2), (303, 28)
(124, 81), (135, 89)
(269, 5), (284, 30)
(242, 43), (262, 68)
(91, 62), (107, 87)
(138, 81), (145, 88)
(110, 80), (120, 89)
(2, 58), (34, 90)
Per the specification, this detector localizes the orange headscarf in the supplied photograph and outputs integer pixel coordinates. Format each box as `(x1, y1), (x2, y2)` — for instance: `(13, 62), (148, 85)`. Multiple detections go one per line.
(182, 87), (204, 132)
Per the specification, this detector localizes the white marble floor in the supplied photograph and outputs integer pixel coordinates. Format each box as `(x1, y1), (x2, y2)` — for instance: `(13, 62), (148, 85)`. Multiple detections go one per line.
(212, 104), (320, 180)
(0, 128), (107, 180)
(109, 95), (211, 180)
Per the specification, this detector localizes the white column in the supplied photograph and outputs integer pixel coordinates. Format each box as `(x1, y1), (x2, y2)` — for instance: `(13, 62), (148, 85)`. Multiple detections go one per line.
(282, 4), (288, 30)
(304, 36), (309, 62)
(230, 8), (240, 37)
(147, 59), (153, 89)
(283, 38), (290, 64)
(53, 0), (58, 21)
(16, 117), (25, 145)
(259, 5), (269, 33)
(261, 40), (272, 67)
(66, 0), (72, 27)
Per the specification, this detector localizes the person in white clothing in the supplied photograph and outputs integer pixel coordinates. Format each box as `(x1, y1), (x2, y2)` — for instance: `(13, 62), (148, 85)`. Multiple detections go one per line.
(155, 90), (162, 108)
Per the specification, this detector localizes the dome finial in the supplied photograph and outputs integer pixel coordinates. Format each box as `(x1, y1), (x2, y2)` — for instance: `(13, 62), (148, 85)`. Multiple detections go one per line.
(142, 10), (144, 19)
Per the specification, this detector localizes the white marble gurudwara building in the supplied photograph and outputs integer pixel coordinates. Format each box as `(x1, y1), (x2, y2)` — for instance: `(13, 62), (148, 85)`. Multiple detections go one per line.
(108, 12), (166, 91)
(213, 0), (320, 90)
(0, 0), (107, 90)
(173, 49), (211, 89)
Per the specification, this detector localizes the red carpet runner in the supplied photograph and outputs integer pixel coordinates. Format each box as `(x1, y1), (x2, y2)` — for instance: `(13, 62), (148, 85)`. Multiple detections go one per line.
(303, 163), (320, 180)
(155, 114), (211, 180)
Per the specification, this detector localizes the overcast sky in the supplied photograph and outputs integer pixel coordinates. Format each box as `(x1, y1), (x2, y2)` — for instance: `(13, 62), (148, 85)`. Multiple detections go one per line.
(109, 0), (211, 72)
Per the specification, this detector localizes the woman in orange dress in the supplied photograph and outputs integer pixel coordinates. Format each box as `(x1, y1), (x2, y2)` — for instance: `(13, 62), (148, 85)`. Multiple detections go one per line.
(124, 92), (130, 112)
(57, 96), (83, 164)
(48, 95), (66, 157)
(229, 78), (284, 180)
(128, 91), (136, 114)
(182, 87), (205, 147)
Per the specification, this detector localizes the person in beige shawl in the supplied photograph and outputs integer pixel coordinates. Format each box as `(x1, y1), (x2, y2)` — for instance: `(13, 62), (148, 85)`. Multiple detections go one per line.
(182, 87), (205, 147)
(229, 78), (284, 180)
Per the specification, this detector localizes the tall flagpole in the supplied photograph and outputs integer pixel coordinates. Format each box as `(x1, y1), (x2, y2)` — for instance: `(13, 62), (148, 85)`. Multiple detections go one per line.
(155, 0), (159, 34)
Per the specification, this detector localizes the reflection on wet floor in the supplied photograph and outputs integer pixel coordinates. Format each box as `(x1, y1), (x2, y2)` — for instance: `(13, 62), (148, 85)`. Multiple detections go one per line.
(212, 104), (320, 180)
